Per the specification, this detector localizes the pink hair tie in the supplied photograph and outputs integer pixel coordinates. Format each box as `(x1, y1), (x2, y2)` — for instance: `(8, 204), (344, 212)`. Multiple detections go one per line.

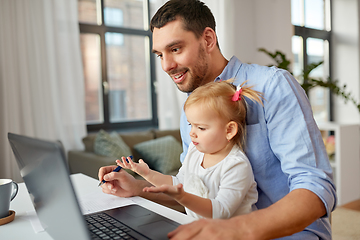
(232, 85), (242, 102)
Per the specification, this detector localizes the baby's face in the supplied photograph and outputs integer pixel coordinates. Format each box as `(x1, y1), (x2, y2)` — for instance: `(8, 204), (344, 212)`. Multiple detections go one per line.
(185, 105), (229, 155)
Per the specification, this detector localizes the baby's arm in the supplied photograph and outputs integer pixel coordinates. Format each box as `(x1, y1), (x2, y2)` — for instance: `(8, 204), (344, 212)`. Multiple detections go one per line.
(116, 156), (172, 187)
(144, 184), (213, 218)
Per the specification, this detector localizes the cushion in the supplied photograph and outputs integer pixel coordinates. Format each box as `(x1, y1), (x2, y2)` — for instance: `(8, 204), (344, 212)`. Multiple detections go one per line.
(82, 134), (97, 152)
(133, 135), (182, 175)
(94, 130), (132, 161)
(119, 130), (155, 161)
(153, 129), (182, 144)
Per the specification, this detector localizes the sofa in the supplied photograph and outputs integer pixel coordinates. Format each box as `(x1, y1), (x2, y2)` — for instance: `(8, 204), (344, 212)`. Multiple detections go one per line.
(68, 128), (183, 181)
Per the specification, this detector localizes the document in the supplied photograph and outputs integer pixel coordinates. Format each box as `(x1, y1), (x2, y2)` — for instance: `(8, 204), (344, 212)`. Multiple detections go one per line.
(77, 187), (135, 215)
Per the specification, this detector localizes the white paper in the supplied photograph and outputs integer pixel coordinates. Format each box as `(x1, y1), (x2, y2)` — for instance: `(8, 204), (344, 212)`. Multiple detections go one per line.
(78, 188), (135, 215)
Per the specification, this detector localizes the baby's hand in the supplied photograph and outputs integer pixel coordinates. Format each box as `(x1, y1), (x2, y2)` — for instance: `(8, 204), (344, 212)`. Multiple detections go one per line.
(116, 157), (150, 177)
(143, 183), (184, 201)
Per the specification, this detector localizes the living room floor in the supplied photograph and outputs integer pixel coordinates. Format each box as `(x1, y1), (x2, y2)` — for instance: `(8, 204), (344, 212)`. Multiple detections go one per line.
(341, 199), (360, 211)
(332, 198), (360, 240)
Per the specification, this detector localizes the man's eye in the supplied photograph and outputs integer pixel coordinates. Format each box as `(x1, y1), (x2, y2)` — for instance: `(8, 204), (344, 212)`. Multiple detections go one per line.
(172, 47), (180, 53)
(156, 54), (163, 59)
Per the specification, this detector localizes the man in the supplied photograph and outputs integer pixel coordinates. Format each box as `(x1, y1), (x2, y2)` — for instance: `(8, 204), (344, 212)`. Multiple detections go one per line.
(99, 0), (336, 239)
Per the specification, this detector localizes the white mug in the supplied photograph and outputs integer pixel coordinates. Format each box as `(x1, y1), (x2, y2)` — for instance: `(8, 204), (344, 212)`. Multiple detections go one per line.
(0, 179), (18, 219)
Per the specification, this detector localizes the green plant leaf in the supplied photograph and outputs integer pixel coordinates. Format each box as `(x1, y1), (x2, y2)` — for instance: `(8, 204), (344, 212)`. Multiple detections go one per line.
(258, 48), (360, 113)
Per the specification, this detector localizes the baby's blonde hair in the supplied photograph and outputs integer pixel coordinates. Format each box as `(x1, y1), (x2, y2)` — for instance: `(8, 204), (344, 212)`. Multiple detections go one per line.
(184, 79), (264, 151)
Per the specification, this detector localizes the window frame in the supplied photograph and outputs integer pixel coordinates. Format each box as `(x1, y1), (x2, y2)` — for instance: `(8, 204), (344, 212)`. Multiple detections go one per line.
(292, 0), (333, 121)
(79, 0), (158, 132)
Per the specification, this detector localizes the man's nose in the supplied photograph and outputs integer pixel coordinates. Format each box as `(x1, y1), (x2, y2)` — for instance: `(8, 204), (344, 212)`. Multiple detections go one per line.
(162, 55), (177, 72)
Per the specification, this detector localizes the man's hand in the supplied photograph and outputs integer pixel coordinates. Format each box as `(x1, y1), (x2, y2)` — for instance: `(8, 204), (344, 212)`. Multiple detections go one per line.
(168, 217), (244, 240)
(98, 165), (181, 208)
(98, 165), (147, 198)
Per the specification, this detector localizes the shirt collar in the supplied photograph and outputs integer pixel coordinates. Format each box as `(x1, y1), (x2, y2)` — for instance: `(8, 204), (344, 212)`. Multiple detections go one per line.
(215, 56), (243, 82)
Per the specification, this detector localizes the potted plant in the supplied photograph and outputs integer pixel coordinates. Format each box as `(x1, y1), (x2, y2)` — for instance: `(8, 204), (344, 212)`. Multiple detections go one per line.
(258, 48), (360, 112)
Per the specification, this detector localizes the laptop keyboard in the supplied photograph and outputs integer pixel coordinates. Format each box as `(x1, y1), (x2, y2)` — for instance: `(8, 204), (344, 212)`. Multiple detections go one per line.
(85, 212), (140, 240)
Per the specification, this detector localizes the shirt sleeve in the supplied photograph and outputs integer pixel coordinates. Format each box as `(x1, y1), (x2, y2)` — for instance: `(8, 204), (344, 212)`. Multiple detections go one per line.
(264, 69), (337, 217)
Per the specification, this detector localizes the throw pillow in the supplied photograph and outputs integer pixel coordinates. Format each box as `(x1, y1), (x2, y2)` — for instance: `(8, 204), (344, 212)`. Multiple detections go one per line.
(133, 135), (182, 175)
(94, 129), (132, 161)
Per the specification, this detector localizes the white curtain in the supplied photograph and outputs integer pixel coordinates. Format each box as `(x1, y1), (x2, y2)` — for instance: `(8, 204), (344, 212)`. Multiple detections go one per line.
(0, 0), (86, 182)
(151, 0), (234, 130)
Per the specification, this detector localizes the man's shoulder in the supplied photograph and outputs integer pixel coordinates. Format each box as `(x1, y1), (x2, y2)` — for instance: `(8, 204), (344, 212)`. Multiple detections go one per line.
(234, 62), (292, 92)
(239, 62), (283, 79)
(220, 56), (289, 87)
(227, 56), (280, 78)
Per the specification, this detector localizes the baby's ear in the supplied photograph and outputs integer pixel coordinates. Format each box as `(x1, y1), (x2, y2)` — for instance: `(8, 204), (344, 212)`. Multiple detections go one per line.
(226, 121), (238, 141)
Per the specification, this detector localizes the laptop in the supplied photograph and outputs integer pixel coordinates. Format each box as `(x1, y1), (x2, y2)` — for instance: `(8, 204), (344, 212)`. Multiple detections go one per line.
(8, 132), (180, 240)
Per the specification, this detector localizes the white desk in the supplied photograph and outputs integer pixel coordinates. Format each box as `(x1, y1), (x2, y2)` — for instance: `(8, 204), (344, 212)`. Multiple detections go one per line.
(1, 173), (194, 240)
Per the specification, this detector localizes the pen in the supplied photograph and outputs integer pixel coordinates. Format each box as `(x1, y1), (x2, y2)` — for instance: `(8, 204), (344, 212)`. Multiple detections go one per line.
(98, 155), (132, 187)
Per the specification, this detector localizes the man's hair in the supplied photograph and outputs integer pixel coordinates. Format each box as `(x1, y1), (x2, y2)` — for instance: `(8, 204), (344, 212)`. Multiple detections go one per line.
(150, 0), (218, 45)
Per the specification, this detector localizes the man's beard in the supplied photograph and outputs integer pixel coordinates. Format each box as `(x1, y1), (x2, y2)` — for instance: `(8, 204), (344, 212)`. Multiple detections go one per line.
(172, 45), (209, 93)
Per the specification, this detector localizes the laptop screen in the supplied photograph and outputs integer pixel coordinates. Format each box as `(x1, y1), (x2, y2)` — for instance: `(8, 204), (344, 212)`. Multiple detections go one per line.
(8, 133), (91, 240)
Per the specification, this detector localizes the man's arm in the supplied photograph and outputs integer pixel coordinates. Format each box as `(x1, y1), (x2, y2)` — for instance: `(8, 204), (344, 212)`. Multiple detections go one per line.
(168, 188), (326, 240)
(246, 189), (326, 238)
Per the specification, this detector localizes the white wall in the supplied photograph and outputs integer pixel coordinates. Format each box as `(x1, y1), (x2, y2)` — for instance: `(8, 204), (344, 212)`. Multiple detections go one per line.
(229, 0), (292, 66)
(332, 0), (360, 123)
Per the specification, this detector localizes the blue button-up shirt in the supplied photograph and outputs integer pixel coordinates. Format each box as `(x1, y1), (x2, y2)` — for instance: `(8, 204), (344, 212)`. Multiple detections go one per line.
(179, 56), (336, 239)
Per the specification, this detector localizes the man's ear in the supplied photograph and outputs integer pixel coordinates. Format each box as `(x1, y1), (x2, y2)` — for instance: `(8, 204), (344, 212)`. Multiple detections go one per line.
(226, 121), (238, 141)
(203, 27), (217, 53)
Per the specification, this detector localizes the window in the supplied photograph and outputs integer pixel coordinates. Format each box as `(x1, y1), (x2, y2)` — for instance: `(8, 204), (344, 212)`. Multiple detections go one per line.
(291, 0), (332, 122)
(78, 0), (158, 131)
